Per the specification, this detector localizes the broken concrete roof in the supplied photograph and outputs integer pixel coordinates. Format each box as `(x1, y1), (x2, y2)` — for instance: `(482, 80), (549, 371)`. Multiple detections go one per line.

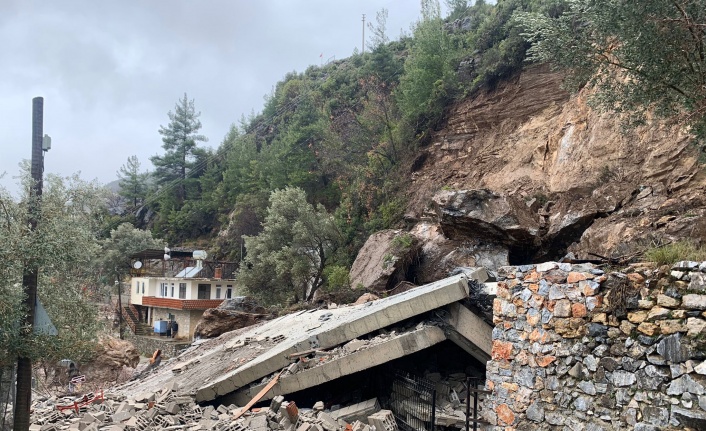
(113, 273), (492, 404)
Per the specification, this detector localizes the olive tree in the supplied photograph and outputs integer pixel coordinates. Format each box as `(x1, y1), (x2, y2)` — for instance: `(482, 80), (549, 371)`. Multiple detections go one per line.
(238, 187), (342, 305)
(0, 172), (106, 428)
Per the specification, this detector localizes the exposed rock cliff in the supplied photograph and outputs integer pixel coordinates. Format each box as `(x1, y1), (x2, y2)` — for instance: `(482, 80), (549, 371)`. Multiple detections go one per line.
(403, 64), (706, 269)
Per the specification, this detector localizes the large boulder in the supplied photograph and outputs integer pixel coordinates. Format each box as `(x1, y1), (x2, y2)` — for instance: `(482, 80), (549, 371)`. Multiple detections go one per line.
(433, 189), (540, 244)
(93, 337), (140, 369)
(194, 297), (269, 339)
(431, 185), (637, 265)
(409, 221), (507, 282)
(349, 230), (421, 291)
(77, 337), (140, 385)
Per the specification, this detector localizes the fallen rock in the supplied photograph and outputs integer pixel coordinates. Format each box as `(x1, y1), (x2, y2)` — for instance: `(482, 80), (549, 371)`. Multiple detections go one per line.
(194, 303), (269, 339)
(349, 230), (420, 291)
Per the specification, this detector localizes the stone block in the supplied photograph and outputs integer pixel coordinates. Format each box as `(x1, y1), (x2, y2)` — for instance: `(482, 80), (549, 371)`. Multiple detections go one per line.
(656, 294), (680, 308)
(637, 322), (658, 336)
(165, 401), (180, 415)
(658, 319), (687, 335)
(111, 411), (133, 423)
(647, 306), (670, 321)
(554, 300), (571, 317)
(330, 398), (380, 424)
(683, 294), (706, 310)
(627, 310), (647, 323)
(270, 395), (284, 413)
(367, 410), (398, 431)
(317, 411), (338, 431)
(689, 272), (706, 291)
(250, 414), (269, 431)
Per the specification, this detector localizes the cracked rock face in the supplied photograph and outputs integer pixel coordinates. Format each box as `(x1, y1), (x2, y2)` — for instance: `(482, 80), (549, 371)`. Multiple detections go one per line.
(432, 188), (625, 265)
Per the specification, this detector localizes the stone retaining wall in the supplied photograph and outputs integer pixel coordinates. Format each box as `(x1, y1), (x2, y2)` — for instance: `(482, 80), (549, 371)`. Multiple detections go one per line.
(124, 332), (190, 359)
(483, 261), (706, 430)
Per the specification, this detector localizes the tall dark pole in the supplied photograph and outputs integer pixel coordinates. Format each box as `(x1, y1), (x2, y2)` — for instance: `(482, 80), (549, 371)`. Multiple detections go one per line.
(117, 273), (124, 340)
(14, 97), (44, 431)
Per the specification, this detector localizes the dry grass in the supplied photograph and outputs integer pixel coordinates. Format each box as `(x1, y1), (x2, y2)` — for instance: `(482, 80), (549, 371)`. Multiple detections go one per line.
(644, 240), (706, 266)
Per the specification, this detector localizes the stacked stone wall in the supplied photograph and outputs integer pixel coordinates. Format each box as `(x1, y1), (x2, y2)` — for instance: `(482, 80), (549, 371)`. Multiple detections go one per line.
(124, 332), (190, 359)
(484, 261), (706, 430)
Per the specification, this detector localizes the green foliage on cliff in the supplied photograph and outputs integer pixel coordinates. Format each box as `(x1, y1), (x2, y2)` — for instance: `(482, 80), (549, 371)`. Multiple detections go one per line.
(517, 0), (706, 138)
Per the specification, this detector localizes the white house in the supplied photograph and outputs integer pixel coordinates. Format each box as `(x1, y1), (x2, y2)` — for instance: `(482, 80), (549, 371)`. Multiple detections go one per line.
(125, 249), (238, 340)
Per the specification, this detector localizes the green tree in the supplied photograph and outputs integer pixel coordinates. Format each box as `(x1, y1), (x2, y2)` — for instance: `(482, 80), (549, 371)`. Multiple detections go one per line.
(0, 172), (107, 427)
(150, 93), (208, 206)
(99, 223), (164, 281)
(238, 187), (342, 304)
(117, 155), (149, 212)
(397, 0), (458, 137)
(518, 0), (706, 137)
(98, 223), (163, 338)
(368, 8), (390, 50)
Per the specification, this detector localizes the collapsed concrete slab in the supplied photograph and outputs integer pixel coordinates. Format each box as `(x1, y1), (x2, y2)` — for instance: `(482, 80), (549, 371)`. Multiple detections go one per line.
(230, 325), (447, 405)
(114, 273), (492, 406)
(444, 302), (492, 363)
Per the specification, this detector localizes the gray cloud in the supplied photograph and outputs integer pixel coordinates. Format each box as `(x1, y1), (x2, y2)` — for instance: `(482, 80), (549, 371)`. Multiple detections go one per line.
(0, 0), (423, 194)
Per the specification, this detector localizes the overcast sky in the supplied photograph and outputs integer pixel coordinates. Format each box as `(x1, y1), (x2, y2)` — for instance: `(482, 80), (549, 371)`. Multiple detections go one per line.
(0, 0), (432, 195)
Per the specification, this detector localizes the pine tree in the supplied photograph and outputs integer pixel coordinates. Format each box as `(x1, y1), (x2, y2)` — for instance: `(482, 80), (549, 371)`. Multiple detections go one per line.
(150, 93), (207, 207)
(117, 155), (148, 211)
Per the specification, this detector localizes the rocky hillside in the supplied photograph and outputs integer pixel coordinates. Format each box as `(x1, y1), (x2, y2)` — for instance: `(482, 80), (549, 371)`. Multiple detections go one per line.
(385, 64), (706, 284)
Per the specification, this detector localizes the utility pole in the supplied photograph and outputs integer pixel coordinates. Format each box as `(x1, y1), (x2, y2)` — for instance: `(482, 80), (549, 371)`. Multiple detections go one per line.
(362, 14), (366, 54)
(116, 272), (124, 340)
(14, 97), (45, 431)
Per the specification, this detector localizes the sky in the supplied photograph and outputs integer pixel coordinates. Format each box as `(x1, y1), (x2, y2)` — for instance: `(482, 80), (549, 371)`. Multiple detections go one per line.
(0, 0), (431, 195)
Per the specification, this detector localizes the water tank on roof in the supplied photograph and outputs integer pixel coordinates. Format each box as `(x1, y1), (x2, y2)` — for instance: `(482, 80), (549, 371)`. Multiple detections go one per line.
(193, 250), (208, 260)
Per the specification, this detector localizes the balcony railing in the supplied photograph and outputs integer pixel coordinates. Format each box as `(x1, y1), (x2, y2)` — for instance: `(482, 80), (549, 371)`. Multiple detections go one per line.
(130, 260), (238, 279)
(142, 296), (225, 310)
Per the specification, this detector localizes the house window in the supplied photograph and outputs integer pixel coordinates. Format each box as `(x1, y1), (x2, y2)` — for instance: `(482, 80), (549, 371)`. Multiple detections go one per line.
(226, 285), (233, 299)
(179, 283), (186, 299)
(136, 281), (139, 293)
(142, 282), (145, 294)
(197, 284), (211, 299)
(216, 285), (222, 299)
(171, 283), (175, 297)
(160, 283), (168, 297)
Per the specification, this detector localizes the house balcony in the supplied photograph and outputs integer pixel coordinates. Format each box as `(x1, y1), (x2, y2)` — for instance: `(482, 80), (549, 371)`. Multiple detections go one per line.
(142, 296), (225, 310)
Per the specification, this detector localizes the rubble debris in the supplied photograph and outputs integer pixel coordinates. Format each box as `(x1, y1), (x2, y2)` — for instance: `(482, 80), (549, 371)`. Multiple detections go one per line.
(29, 386), (402, 431)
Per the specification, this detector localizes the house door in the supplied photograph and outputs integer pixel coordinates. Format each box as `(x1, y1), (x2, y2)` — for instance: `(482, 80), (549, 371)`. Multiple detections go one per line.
(197, 284), (211, 299)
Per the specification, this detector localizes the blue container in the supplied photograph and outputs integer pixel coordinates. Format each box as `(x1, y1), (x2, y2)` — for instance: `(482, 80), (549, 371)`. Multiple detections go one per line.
(153, 320), (167, 334)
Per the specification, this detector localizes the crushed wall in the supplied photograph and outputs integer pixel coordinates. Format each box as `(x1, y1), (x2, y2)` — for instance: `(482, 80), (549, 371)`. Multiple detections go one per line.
(483, 262), (706, 430)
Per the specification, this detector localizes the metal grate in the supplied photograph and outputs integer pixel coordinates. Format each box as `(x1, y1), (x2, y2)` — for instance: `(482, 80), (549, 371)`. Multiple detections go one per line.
(389, 372), (436, 431)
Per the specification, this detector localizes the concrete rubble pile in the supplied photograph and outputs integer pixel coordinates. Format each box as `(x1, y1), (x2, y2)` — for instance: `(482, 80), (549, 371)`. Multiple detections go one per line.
(28, 274), (495, 430)
(29, 383), (401, 431)
(111, 274), (491, 407)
